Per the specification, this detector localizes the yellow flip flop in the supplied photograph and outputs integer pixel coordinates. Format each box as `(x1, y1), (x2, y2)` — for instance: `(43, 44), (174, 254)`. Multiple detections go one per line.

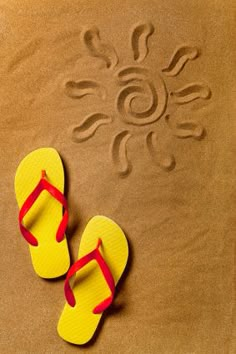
(57, 215), (129, 345)
(14, 147), (70, 278)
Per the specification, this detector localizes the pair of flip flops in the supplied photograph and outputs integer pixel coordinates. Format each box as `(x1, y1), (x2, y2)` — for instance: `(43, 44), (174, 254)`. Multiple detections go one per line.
(14, 148), (129, 345)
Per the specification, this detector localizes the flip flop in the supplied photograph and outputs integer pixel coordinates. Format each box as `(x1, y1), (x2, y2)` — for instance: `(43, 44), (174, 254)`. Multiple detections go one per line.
(57, 215), (129, 345)
(14, 147), (70, 278)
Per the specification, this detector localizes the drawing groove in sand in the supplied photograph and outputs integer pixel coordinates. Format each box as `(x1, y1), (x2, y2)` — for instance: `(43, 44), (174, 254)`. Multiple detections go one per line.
(7, 38), (42, 73)
(131, 22), (154, 63)
(146, 131), (176, 171)
(170, 83), (211, 104)
(71, 113), (112, 143)
(65, 80), (106, 100)
(110, 131), (132, 177)
(162, 46), (199, 77)
(81, 26), (118, 69)
(115, 66), (149, 85)
(66, 22), (211, 176)
(115, 67), (167, 126)
(165, 115), (205, 140)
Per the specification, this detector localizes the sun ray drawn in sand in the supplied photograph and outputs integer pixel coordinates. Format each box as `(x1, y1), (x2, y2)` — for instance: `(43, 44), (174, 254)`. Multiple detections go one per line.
(66, 22), (211, 177)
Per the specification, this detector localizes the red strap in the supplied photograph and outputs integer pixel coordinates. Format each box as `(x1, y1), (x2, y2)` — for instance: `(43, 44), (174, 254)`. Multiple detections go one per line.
(18, 170), (68, 246)
(64, 238), (115, 314)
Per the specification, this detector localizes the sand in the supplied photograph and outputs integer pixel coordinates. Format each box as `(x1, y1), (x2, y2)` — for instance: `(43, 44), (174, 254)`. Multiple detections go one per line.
(0, 0), (236, 353)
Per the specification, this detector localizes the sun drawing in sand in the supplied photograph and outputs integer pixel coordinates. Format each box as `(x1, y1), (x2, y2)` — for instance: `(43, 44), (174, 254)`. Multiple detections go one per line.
(65, 22), (211, 176)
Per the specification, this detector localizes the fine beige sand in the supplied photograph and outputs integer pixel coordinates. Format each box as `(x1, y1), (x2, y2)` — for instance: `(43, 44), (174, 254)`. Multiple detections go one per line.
(0, 0), (236, 353)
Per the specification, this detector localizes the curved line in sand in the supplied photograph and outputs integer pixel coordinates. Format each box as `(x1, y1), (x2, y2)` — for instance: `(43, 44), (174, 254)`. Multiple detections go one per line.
(81, 26), (118, 69)
(7, 38), (42, 73)
(146, 131), (175, 171)
(71, 113), (112, 143)
(65, 80), (106, 100)
(162, 45), (199, 77)
(170, 83), (211, 104)
(110, 130), (132, 177)
(131, 22), (154, 63)
(165, 115), (205, 140)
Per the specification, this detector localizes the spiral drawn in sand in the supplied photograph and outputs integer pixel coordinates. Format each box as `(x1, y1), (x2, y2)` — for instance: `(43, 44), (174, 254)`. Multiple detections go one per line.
(162, 46), (199, 77)
(146, 131), (175, 171)
(66, 22), (211, 176)
(81, 26), (118, 69)
(65, 80), (106, 100)
(131, 22), (154, 63)
(110, 131), (132, 176)
(115, 66), (149, 85)
(116, 66), (167, 126)
(71, 113), (112, 143)
(165, 115), (204, 140)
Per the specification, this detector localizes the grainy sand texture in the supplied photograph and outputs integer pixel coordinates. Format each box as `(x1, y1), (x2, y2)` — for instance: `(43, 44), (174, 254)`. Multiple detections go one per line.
(0, 0), (236, 353)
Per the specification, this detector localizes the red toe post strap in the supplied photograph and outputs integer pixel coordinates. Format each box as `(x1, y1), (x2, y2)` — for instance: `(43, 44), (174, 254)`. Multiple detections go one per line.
(64, 238), (115, 314)
(18, 170), (68, 247)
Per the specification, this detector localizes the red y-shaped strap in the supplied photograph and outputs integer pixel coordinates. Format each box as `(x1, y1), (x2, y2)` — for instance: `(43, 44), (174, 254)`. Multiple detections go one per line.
(64, 238), (115, 314)
(18, 170), (68, 247)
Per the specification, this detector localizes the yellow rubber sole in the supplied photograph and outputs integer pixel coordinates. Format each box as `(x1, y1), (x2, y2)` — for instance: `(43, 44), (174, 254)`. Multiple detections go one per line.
(57, 215), (129, 345)
(14, 147), (70, 278)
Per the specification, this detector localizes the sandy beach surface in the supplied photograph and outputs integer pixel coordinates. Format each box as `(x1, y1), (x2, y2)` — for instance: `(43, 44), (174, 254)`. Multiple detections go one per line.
(0, 0), (235, 353)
